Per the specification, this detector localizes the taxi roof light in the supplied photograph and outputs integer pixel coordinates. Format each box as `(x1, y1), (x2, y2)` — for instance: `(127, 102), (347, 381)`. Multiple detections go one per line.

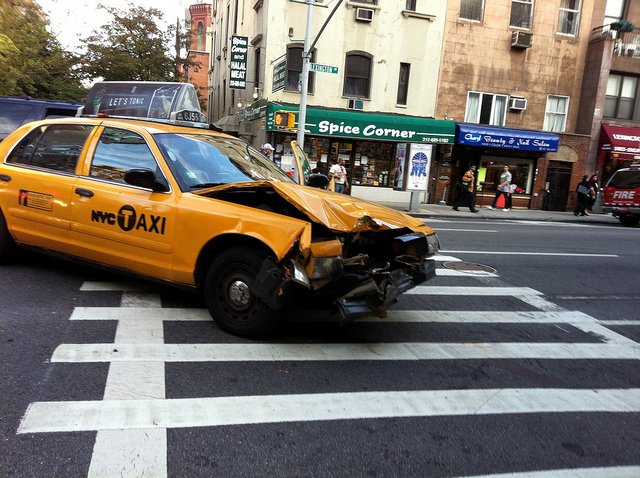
(82, 81), (209, 129)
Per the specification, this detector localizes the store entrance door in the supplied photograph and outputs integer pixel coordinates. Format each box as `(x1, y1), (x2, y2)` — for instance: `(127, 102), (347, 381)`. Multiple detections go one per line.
(543, 164), (572, 211)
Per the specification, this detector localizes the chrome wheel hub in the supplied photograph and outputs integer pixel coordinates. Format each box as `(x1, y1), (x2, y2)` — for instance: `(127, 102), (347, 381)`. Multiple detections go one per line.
(228, 280), (251, 307)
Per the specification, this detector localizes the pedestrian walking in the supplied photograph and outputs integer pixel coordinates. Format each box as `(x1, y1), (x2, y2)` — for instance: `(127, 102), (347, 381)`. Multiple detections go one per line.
(487, 165), (512, 211)
(574, 175), (593, 216)
(585, 174), (599, 215)
(452, 165), (478, 212)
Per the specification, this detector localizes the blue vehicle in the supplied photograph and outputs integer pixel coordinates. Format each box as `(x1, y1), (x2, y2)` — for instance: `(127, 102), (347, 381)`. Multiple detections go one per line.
(0, 96), (82, 142)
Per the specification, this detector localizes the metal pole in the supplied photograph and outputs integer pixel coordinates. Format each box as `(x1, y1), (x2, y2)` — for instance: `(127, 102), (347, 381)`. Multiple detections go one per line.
(296, 0), (314, 146)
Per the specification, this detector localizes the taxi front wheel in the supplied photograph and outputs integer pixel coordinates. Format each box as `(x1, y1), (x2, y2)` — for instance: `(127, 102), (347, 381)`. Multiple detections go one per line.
(204, 247), (283, 338)
(0, 210), (17, 264)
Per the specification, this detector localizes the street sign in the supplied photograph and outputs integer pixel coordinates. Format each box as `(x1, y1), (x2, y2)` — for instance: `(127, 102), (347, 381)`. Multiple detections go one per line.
(309, 63), (339, 74)
(272, 59), (287, 93)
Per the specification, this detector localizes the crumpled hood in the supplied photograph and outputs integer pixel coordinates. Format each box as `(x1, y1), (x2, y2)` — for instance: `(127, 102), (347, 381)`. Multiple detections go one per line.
(196, 181), (434, 233)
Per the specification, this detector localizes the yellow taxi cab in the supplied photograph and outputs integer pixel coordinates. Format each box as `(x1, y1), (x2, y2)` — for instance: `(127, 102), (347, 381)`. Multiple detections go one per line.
(0, 81), (440, 338)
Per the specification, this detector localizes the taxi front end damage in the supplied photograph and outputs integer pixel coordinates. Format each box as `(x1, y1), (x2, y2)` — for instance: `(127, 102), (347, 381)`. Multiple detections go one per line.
(202, 183), (439, 336)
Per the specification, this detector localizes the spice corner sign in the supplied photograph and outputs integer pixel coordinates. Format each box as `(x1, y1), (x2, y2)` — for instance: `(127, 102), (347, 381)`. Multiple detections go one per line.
(229, 36), (248, 90)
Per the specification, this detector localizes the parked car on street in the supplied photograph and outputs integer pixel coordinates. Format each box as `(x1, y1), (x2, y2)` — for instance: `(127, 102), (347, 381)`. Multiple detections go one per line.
(0, 96), (82, 142)
(0, 82), (439, 338)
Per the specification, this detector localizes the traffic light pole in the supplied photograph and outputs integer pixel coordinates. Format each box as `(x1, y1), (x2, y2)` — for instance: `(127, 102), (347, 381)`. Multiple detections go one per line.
(291, 0), (343, 147)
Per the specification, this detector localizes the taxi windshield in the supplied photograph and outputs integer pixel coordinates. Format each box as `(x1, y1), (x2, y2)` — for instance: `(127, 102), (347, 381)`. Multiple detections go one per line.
(154, 133), (294, 190)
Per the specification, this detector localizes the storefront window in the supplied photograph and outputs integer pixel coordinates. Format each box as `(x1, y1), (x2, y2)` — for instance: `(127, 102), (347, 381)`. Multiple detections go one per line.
(353, 142), (394, 187)
(478, 157), (534, 194)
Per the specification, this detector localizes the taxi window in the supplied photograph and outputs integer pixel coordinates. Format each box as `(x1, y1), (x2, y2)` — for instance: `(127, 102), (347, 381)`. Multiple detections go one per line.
(6, 124), (92, 173)
(90, 127), (158, 182)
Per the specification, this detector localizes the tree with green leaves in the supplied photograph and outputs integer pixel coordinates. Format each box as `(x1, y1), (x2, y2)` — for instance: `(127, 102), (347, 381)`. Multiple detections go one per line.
(79, 4), (199, 84)
(0, 0), (86, 101)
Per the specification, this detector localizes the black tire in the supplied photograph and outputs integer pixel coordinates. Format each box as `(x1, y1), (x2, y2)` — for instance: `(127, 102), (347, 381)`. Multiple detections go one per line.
(619, 214), (640, 227)
(0, 209), (17, 264)
(204, 247), (283, 338)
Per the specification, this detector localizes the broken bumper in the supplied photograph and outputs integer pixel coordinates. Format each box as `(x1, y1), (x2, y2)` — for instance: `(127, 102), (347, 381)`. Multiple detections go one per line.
(335, 259), (436, 323)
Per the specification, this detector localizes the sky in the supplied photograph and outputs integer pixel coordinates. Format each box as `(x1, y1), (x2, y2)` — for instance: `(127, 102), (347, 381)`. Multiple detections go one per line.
(36, 0), (192, 52)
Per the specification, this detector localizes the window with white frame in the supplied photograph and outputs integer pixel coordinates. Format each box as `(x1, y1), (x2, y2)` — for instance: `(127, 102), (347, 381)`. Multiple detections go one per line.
(397, 63), (410, 105)
(605, 74), (638, 120)
(405, 0), (416, 11)
(510, 0), (534, 29)
(286, 46), (315, 93)
(557, 0), (581, 36)
(465, 92), (508, 126)
(543, 95), (569, 132)
(460, 0), (484, 22)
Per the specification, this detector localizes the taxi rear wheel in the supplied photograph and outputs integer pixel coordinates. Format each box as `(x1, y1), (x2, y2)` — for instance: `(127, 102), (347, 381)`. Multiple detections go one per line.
(0, 210), (17, 264)
(204, 247), (282, 338)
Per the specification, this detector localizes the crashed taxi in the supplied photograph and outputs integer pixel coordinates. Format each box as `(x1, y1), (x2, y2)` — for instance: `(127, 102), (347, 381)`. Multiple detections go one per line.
(0, 82), (440, 338)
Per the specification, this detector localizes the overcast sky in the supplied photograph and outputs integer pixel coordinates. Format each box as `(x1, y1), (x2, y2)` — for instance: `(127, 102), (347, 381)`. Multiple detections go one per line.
(36, 0), (191, 51)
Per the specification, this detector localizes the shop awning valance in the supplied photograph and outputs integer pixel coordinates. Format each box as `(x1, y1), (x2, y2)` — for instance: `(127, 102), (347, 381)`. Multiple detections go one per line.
(598, 124), (640, 160)
(456, 123), (559, 152)
(266, 104), (455, 144)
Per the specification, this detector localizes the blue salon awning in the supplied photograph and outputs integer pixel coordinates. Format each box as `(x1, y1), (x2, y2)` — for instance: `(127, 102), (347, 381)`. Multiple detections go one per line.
(456, 123), (559, 152)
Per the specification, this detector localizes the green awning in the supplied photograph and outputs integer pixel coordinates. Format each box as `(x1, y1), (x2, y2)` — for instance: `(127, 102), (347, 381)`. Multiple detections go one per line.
(267, 104), (455, 144)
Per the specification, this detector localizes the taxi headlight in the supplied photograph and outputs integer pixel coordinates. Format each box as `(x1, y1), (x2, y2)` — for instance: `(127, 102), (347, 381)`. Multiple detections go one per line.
(311, 256), (343, 279)
(427, 233), (440, 255)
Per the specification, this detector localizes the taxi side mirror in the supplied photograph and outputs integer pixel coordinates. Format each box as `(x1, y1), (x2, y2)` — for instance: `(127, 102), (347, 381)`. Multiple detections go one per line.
(124, 168), (170, 192)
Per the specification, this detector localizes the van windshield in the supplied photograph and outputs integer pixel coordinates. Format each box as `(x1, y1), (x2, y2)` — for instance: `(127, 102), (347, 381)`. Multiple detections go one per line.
(607, 170), (640, 189)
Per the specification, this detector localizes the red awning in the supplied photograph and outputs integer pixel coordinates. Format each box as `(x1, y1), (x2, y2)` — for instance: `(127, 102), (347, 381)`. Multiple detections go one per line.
(598, 124), (640, 160)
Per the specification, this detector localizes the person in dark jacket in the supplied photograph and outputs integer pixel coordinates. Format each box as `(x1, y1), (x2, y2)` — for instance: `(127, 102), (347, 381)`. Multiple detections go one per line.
(452, 165), (478, 212)
(585, 174), (599, 215)
(574, 175), (593, 216)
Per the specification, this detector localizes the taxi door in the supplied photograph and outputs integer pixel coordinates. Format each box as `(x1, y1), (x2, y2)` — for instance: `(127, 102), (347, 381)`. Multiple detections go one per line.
(0, 123), (95, 254)
(290, 140), (312, 185)
(70, 125), (176, 280)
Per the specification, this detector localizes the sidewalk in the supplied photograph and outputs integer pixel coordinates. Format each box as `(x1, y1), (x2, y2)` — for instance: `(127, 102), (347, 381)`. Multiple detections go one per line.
(377, 201), (621, 225)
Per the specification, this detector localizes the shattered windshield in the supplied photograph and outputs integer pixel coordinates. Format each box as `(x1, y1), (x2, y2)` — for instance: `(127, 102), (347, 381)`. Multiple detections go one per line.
(153, 133), (294, 190)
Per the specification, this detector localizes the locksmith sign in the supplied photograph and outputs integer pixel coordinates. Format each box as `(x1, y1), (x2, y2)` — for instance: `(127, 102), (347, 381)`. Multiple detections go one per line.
(229, 36), (248, 90)
(266, 105), (455, 143)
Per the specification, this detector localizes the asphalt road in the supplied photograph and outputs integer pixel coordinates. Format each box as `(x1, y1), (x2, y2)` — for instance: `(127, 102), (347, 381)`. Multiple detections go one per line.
(1, 217), (639, 477)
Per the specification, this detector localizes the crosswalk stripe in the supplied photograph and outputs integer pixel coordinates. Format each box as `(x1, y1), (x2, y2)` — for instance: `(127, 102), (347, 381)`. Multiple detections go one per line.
(407, 286), (542, 295)
(459, 466), (640, 478)
(435, 269), (498, 277)
(70, 308), (594, 324)
(17, 388), (640, 434)
(51, 341), (640, 363)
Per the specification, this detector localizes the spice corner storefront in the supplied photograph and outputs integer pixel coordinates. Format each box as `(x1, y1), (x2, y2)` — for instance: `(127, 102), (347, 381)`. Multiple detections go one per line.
(260, 104), (455, 203)
(441, 123), (559, 209)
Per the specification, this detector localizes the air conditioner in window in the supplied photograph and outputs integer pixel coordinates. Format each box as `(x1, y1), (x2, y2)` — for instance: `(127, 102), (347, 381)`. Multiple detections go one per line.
(511, 31), (533, 48)
(355, 7), (374, 22)
(509, 97), (528, 111)
(348, 99), (364, 110)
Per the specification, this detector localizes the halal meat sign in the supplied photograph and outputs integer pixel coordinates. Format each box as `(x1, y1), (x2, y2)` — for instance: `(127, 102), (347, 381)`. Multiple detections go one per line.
(229, 36), (248, 90)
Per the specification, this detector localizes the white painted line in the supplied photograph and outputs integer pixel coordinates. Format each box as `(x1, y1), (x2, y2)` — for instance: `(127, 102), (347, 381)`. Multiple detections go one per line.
(431, 255), (462, 262)
(50, 341), (640, 363)
(406, 286), (542, 296)
(441, 250), (619, 258)
(17, 388), (640, 433)
(70, 307), (211, 321)
(435, 269), (498, 277)
(458, 466), (640, 478)
(80, 282), (159, 291)
(120, 291), (162, 308)
(88, 428), (166, 478)
(433, 229), (498, 233)
(103, 362), (166, 400)
(599, 320), (640, 326)
(358, 310), (596, 324)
